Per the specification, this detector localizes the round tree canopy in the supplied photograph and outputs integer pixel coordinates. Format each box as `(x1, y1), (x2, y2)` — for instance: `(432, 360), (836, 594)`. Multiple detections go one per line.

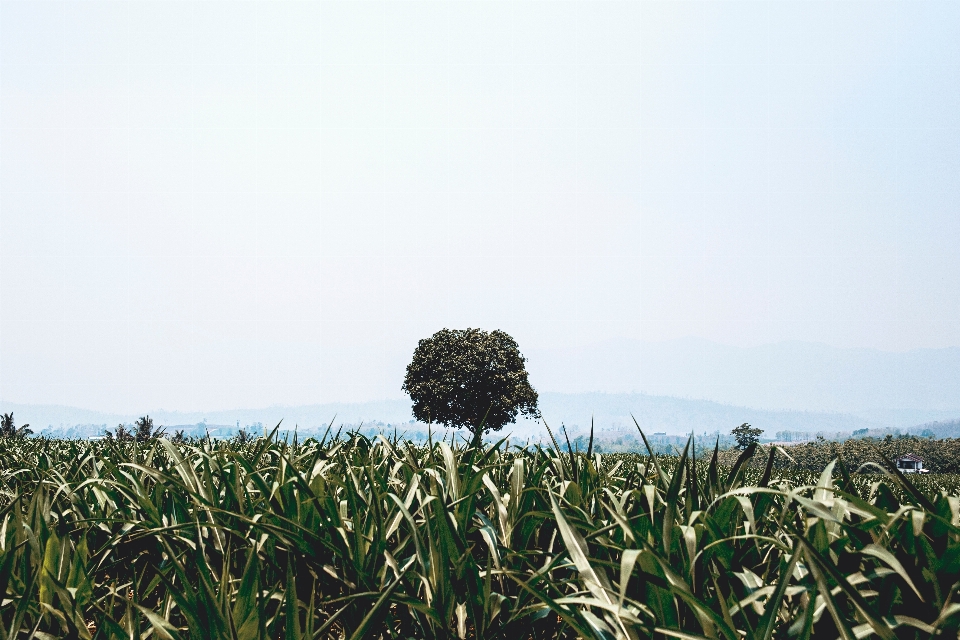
(402, 328), (539, 434)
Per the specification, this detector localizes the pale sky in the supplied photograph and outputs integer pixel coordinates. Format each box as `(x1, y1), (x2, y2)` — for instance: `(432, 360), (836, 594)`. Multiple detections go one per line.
(1, 1), (958, 412)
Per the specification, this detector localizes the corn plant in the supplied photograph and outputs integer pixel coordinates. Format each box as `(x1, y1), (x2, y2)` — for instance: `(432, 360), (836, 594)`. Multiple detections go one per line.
(1, 428), (960, 638)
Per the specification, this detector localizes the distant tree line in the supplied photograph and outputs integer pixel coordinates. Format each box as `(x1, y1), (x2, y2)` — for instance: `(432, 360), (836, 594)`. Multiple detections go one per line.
(105, 416), (171, 442)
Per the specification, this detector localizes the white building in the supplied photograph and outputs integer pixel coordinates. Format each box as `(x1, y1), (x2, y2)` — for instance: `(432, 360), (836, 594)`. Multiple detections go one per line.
(896, 454), (926, 474)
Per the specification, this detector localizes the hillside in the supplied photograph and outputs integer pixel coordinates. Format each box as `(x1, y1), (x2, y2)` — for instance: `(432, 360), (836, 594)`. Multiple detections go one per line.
(2, 391), (893, 441)
(525, 339), (960, 425)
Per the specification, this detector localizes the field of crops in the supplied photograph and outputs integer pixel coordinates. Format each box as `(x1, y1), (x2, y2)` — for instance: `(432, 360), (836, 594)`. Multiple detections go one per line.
(2, 429), (960, 639)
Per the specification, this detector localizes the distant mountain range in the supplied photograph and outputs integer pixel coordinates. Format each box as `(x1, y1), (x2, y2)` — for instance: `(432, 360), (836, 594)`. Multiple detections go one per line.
(525, 338), (960, 426)
(536, 392), (877, 436)
(4, 339), (960, 438)
(0, 400), (417, 436)
(3, 391), (951, 441)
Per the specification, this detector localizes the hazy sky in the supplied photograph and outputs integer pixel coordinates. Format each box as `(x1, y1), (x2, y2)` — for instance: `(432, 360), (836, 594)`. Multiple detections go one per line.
(1, 1), (958, 411)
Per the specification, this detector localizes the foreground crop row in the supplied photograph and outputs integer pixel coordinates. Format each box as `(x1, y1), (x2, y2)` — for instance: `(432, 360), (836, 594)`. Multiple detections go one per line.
(1, 431), (959, 639)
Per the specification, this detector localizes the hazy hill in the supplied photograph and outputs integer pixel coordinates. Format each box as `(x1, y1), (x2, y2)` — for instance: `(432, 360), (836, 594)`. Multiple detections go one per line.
(0, 400), (416, 436)
(905, 419), (960, 439)
(525, 339), (960, 426)
(6, 339), (960, 434)
(3, 392), (885, 440)
(536, 392), (875, 437)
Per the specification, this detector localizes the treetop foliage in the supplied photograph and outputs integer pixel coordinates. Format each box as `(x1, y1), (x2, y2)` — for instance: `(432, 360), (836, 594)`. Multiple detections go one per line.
(731, 422), (763, 450)
(402, 328), (539, 435)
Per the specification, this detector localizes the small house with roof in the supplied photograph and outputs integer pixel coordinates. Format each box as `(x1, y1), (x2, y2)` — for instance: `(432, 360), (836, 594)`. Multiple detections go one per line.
(896, 453), (926, 474)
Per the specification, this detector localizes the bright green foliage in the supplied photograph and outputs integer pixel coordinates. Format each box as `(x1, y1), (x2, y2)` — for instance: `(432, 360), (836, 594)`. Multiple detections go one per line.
(1, 429), (960, 638)
(403, 328), (539, 436)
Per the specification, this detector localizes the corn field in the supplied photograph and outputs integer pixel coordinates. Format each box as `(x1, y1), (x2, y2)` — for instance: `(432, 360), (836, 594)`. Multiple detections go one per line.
(741, 436), (960, 475)
(2, 428), (960, 639)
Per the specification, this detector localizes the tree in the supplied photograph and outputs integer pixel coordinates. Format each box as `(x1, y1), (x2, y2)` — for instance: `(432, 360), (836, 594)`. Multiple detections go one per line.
(0, 413), (12, 437)
(402, 328), (539, 439)
(108, 423), (132, 441)
(135, 415), (162, 441)
(0, 413), (31, 439)
(732, 422), (763, 450)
